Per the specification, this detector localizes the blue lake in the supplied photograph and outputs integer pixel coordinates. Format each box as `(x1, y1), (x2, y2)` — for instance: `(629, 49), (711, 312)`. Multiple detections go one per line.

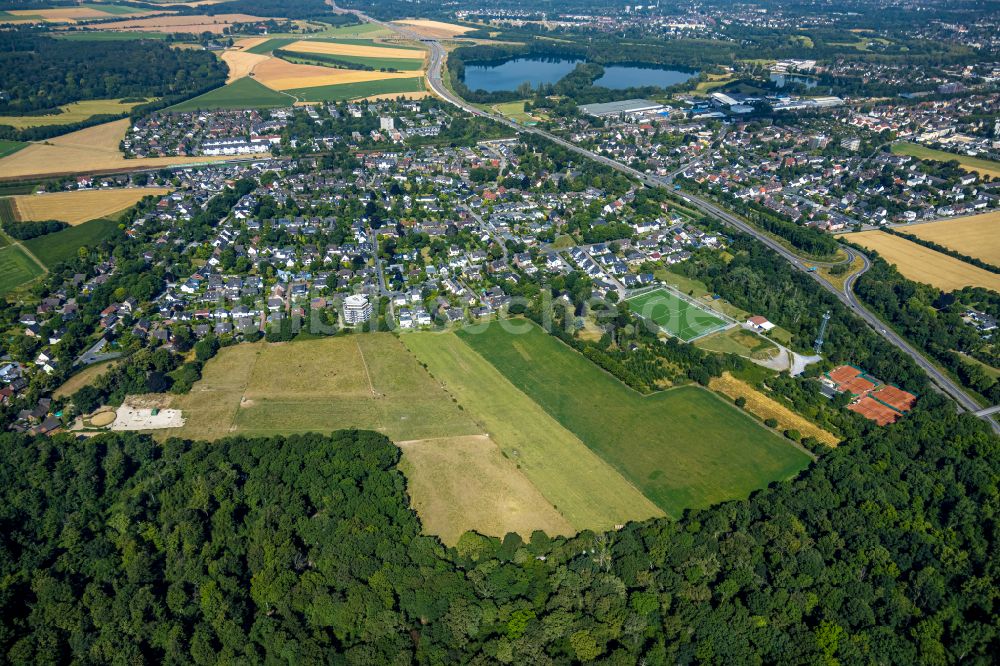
(595, 64), (696, 89)
(463, 57), (583, 92)
(770, 73), (819, 89)
(462, 57), (697, 92)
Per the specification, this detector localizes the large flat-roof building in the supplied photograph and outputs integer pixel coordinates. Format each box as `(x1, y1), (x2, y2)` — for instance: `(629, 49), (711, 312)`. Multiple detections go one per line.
(343, 294), (372, 325)
(579, 99), (664, 117)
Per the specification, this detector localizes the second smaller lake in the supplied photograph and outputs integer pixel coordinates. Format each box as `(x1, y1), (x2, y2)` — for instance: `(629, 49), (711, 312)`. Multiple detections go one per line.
(595, 65), (697, 90)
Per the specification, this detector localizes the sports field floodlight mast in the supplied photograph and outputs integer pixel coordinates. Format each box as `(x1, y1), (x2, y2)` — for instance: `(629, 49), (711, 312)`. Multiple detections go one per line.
(814, 311), (831, 354)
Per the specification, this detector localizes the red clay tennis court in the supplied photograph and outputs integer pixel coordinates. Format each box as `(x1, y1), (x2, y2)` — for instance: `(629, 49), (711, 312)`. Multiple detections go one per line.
(827, 365), (878, 395)
(871, 385), (917, 413)
(848, 397), (901, 426)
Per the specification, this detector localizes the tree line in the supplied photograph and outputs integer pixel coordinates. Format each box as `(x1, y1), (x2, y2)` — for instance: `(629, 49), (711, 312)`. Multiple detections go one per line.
(1, 391), (997, 663)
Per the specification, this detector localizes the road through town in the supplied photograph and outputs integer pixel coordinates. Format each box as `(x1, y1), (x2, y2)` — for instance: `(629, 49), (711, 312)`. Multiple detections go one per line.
(349, 7), (997, 430)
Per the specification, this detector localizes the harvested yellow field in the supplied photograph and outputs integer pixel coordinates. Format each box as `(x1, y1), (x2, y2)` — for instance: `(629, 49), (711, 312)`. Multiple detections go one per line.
(710, 373), (839, 447)
(99, 13), (264, 33)
(0, 98), (150, 129)
(234, 36), (270, 50)
(252, 57), (419, 91)
(904, 211), (1000, 265)
(13, 188), (171, 225)
(845, 230), (1000, 292)
(284, 39), (426, 60)
(3, 6), (157, 23)
(0, 119), (256, 180)
(220, 50), (269, 82)
(398, 435), (575, 545)
(394, 19), (473, 38)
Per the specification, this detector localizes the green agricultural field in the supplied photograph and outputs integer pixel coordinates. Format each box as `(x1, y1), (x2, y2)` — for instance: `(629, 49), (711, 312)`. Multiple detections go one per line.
(313, 22), (390, 38)
(287, 77), (424, 103)
(0, 243), (45, 296)
(892, 142), (1000, 180)
(245, 38), (297, 55)
(492, 100), (538, 124)
(403, 331), (664, 531)
(280, 51), (424, 71)
(0, 197), (16, 225)
(0, 140), (27, 159)
(168, 78), (291, 112)
(0, 182), (40, 197)
(626, 287), (729, 341)
(314, 37), (423, 50)
(160, 334), (480, 443)
(24, 218), (120, 268)
(457, 322), (811, 517)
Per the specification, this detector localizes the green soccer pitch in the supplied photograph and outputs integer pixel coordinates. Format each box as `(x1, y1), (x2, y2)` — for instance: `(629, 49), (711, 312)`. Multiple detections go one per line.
(626, 288), (729, 341)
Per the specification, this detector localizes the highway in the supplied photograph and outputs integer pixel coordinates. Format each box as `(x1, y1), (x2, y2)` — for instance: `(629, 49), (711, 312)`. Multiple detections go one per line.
(349, 8), (998, 431)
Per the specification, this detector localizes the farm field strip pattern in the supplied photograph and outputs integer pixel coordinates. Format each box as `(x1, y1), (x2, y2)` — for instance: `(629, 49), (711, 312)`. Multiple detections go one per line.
(455, 321), (812, 517)
(283, 39), (425, 60)
(250, 57), (421, 92)
(403, 331), (664, 531)
(845, 230), (1000, 292)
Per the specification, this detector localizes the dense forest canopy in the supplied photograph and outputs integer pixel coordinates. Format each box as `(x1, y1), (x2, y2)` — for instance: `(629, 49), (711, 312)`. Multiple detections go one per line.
(1, 398), (998, 664)
(0, 35), (226, 116)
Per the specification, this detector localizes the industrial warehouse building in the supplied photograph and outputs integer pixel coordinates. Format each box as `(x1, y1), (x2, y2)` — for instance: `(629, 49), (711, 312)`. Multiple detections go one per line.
(580, 99), (665, 117)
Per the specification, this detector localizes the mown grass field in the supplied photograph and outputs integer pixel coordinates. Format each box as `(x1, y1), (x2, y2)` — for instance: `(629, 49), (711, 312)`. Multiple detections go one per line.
(286, 77), (425, 102)
(24, 218), (121, 268)
(844, 230), (1000, 292)
(403, 331), (664, 531)
(696, 327), (779, 360)
(169, 77), (291, 111)
(492, 100), (538, 124)
(903, 211), (1000, 265)
(54, 359), (119, 398)
(159, 334), (480, 442)
(456, 321), (811, 517)
(0, 242), (45, 296)
(626, 287), (729, 341)
(398, 435), (575, 545)
(693, 73), (736, 95)
(156, 335), (582, 542)
(0, 98), (149, 129)
(891, 142), (1000, 180)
